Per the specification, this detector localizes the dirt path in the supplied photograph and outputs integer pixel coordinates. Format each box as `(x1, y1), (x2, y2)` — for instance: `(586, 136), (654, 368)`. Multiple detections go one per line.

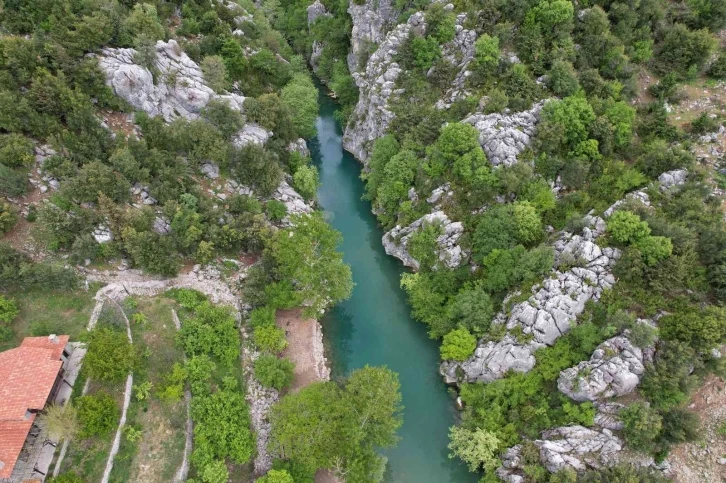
(276, 309), (330, 392)
(666, 375), (726, 482)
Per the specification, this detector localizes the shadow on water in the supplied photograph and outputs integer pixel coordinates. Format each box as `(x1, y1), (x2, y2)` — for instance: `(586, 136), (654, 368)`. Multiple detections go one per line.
(308, 82), (477, 483)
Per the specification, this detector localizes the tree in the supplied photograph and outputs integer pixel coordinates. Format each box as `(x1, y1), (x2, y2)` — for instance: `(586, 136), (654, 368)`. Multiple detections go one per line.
(659, 307), (726, 352)
(0, 295), (19, 323)
(253, 324), (288, 354)
(84, 327), (134, 383)
(293, 165), (320, 200)
(440, 328), (476, 361)
(42, 403), (79, 441)
(448, 426), (500, 472)
(281, 74), (319, 138)
(258, 470), (295, 483)
(201, 460), (228, 483)
(537, 95), (595, 155)
(255, 354), (295, 390)
(201, 99), (244, 139)
(471, 34), (500, 81)
(75, 392), (119, 438)
(446, 284), (495, 336)
(548, 60), (579, 97)
(656, 24), (716, 77)
(66, 161), (130, 204)
(607, 210), (650, 244)
(123, 3), (165, 41)
(512, 201), (543, 245)
(265, 213), (352, 316)
(635, 235), (673, 266)
(201, 55), (229, 93)
(362, 135), (399, 201)
(0, 133), (33, 167)
(620, 402), (663, 452)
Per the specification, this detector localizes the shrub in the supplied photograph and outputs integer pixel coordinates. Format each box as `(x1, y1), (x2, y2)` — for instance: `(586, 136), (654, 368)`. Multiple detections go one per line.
(253, 324), (288, 353)
(249, 306), (276, 328)
(166, 288), (207, 310)
(0, 295), (19, 323)
(292, 164), (319, 200)
(48, 473), (83, 483)
(257, 469), (294, 483)
(0, 133), (33, 167)
(0, 163), (27, 196)
(690, 113), (720, 135)
(607, 210), (650, 244)
(84, 327), (135, 383)
(620, 402), (663, 452)
(255, 354), (295, 390)
(75, 392), (120, 438)
(158, 362), (187, 401)
(266, 199), (287, 221)
(440, 328), (476, 361)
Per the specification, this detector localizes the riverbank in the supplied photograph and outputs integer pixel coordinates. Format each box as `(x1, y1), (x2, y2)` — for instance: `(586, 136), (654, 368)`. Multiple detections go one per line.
(276, 308), (331, 391)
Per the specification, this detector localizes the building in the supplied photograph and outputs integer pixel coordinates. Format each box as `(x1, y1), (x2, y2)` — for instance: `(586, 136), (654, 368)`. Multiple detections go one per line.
(0, 335), (72, 482)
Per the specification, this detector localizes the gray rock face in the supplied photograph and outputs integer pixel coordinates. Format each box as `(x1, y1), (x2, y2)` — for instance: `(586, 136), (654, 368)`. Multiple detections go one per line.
(273, 180), (313, 221)
(347, 0), (397, 74)
(343, 13), (426, 164)
(436, 14), (477, 108)
(93, 224), (113, 244)
(462, 102), (544, 167)
(441, 215), (619, 383)
(558, 336), (645, 402)
(603, 190), (650, 217)
(307, 0), (330, 24)
(98, 40), (245, 121)
(382, 210), (465, 271)
(201, 162), (220, 179)
(287, 138), (310, 158)
(426, 183), (453, 206)
(233, 124), (272, 147)
(498, 426), (624, 480)
(658, 169), (688, 191)
(152, 216), (172, 235)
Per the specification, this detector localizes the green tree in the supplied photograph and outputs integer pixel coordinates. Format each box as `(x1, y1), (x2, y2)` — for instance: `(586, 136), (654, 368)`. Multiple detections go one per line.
(201, 460), (228, 483)
(512, 201), (543, 245)
(255, 354), (295, 390)
(656, 24), (716, 77)
(441, 328), (476, 361)
(281, 75), (319, 138)
(200, 55), (229, 93)
(660, 307), (726, 352)
(635, 235), (673, 266)
(471, 34), (500, 81)
(123, 3), (165, 41)
(0, 133), (33, 167)
(75, 392), (119, 438)
(265, 213), (352, 316)
(620, 402), (663, 452)
(446, 284), (495, 336)
(257, 469), (295, 483)
(0, 295), (19, 323)
(201, 99), (244, 139)
(293, 165), (320, 200)
(254, 324), (288, 354)
(84, 327), (134, 383)
(607, 210), (650, 244)
(448, 426), (500, 472)
(548, 60), (579, 97)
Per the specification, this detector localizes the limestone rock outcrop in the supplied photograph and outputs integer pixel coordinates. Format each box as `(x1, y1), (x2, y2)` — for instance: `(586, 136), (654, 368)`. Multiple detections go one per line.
(273, 180), (313, 220)
(462, 101), (544, 167)
(288, 138), (310, 158)
(98, 40), (245, 122)
(658, 169), (688, 191)
(233, 124), (272, 147)
(441, 215), (619, 383)
(347, 0), (397, 74)
(382, 210), (465, 271)
(557, 336), (645, 402)
(497, 426), (625, 481)
(436, 13), (477, 108)
(343, 13), (426, 163)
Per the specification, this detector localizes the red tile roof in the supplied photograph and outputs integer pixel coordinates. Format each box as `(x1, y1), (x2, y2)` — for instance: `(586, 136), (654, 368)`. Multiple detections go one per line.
(0, 336), (67, 479)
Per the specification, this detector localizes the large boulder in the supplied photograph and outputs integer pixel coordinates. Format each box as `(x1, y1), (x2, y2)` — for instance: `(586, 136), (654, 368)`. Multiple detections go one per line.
(98, 40), (245, 122)
(462, 102), (544, 167)
(558, 336), (645, 402)
(382, 210), (465, 271)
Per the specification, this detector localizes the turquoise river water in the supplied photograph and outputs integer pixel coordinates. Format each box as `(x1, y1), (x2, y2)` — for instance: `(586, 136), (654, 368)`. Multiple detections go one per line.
(308, 86), (477, 483)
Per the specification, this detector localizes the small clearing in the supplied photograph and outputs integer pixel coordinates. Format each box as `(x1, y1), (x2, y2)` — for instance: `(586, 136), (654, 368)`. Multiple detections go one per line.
(276, 308), (330, 392)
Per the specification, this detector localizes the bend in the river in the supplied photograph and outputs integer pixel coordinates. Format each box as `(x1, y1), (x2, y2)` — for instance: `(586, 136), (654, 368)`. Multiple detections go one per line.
(309, 83), (477, 482)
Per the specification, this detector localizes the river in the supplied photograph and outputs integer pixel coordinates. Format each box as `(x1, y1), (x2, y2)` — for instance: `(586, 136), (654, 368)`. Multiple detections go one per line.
(308, 86), (477, 483)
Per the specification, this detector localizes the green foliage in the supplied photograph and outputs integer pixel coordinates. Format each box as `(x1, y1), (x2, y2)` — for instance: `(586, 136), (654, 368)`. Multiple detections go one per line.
(471, 34), (500, 82)
(191, 377), (255, 470)
(0, 133), (33, 167)
(656, 24), (716, 78)
(257, 469), (295, 483)
(157, 362), (187, 401)
(253, 324), (288, 354)
(548, 60), (579, 97)
(292, 164), (319, 200)
(177, 302), (240, 366)
(446, 284), (495, 337)
(200, 56), (229, 93)
(166, 288), (207, 310)
(269, 366), (402, 481)
(255, 354), (295, 390)
(407, 221), (443, 271)
(281, 74), (319, 138)
(607, 210), (650, 244)
(537, 95), (596, 156)
(0, 295), (19, 324)
(263, 213), (352, 316)
(75, 392), (120, 439)
(440, 328), (476, 361)
(448, 426), (500, 472)
(124, 3), (166, 42)
(621, 402), (663, 452)
(48, 473), (83, 483)
(0, 202), (17, 235)
(659, 306), (726, 353)
(201, 460), (228, 483)
(84, 327), (134, 383)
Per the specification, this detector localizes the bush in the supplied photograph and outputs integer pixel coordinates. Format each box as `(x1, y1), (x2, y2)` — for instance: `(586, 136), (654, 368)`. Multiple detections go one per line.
(249, 306), (276, 328)
(266, 199), (287, 221)
(690, 113), (720, 135)
(620, 402), (663, 452)
(292, 165), (319, 200)
(257, 469), (294, 483)
(440, 328), (476, 361)
(0, 133), (33, 167)
(255, 354), (295, 390)
(253, 324), (288, 353)
(0, 295), (18, 324)
(84, 327), (135, 383)
(75, 392), (120, 439)
(607, 210), (650, 244)
(48, 473), (83, 483)
(0, 163), (27, 197)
